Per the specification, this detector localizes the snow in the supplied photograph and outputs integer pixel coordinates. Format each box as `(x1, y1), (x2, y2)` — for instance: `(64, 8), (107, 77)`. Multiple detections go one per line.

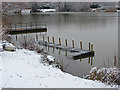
(117, 10), (120, 12)
(0, 41), (118, 88)
(0, 41), (2, 89)
(0, 41), (3, 52)
(3, 43), (16, 51)
(47, 55), (55, 62)
(1, 41), (16, 51)
(21, 9), (31, 14)
(90, 67), (97, 74)
(39, 9), (56, 12)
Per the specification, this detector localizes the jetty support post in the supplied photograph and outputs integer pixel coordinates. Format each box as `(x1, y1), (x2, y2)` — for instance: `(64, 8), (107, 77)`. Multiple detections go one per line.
(72, 40), (74, 48)
(48, 46), (49, 52)
(88, 43), (91, 63)
(91, 43), (93, 52)
(52, 37), (55, 44)
(36, 33), (38, 41)
(53, 48), (54, 53)
(80, 40), (82, 49)
(65, 39), (67, 47)
(89, 43), (91, 51)
(91, 43), (93, 65)
(48, 36), (49, 43)
(43, 35), (44, 41)
(59, 38), (61, 45)
(114, 56), (116, 66)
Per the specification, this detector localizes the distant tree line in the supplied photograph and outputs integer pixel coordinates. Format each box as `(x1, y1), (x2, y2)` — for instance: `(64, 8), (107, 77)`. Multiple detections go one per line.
(2, 2), (118, 13)
(30, 2), (118, 12)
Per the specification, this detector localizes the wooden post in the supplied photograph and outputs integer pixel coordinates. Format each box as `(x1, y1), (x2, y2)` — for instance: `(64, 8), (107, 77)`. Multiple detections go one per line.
(36, 34), (38, 41)
(89, 43), (91, 51)
(48, 47), (49, 52)
(80, 41), (82, 49)
(80, 59), (82, 61)
(53, 48), (54, 53)
(52, 37), (55, 44)
(48, 36), (49, 42)
(88, 57), (90, 63)
(91, 43), (93, 51)
(72, 40), (74, 48)
(88, 43), (91, 64)
(114, 56), (116, 66)
(59, 38), (61, 45)
(43, 35), (44, 41)
(91, 57), (93, 65)
(65, 51), (67, 56)
(65, 39), (67, 46)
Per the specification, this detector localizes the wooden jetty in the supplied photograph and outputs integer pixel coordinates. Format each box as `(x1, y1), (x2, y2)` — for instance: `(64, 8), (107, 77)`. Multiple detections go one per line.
(39, 40), (95, 60)
(6, 23), (47, 34)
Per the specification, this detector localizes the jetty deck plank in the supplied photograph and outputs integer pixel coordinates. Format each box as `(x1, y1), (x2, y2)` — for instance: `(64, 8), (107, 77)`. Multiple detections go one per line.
(39, 40), (95, 60)
(7, 26), (47, 34)
(7, 23), (47, 34)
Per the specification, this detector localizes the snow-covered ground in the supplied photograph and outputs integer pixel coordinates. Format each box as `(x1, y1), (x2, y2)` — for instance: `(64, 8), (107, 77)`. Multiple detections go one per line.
(39, 9), (56, 12)
(21, 9), (56, 15)
(21, 9), (31, 15)
(0, 49), (1, 89)
(0, 41), (2, 89)
(0, 42), (118, 88)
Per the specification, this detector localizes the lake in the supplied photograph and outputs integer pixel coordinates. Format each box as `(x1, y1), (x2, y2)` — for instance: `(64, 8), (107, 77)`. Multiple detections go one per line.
(4, 12), (118, 77)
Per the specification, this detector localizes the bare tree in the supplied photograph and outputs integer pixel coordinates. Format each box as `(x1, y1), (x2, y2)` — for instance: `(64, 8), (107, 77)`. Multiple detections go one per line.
(2, 2), (22, 16)
(30, 2), (39, 12)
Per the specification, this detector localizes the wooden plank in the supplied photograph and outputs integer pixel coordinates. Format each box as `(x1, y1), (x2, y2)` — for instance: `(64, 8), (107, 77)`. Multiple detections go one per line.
(72, 51), (94, 60)
(39, 40), (95, 60)
(9, 26), (45, 31)
(7, 28), (47, 35)
(7, 23), (47, 35)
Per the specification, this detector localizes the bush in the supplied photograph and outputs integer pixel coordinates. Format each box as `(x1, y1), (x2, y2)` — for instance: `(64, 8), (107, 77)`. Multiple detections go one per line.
(41, 54), (63, 71)
(89, 67), (120, 85)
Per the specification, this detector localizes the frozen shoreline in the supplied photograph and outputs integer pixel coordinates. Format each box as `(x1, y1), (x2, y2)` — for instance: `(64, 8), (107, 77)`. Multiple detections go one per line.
(0, 41), (118, 88)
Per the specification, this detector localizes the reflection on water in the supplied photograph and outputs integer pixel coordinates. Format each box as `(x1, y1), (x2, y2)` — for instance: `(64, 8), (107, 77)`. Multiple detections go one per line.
(5, 12), (118, 77)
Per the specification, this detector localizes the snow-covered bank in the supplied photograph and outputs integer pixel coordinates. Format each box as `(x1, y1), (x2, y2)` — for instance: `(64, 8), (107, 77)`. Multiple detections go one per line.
(0, 47), (2, 90)
(21, 9), (31, 15)
(1, 48), (118, 88)
(0, 41), (118, 88)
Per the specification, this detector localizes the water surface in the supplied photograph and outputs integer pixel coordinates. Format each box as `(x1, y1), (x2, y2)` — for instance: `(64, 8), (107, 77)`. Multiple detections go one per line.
(5, 12), (118, 77)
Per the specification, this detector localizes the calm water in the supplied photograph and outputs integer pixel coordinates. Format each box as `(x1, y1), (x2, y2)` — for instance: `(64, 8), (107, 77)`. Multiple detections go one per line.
(5, 12), (118, 77)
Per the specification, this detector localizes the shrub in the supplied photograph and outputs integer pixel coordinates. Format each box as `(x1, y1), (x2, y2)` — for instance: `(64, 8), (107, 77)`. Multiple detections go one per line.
(89, 67), (120, 85)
